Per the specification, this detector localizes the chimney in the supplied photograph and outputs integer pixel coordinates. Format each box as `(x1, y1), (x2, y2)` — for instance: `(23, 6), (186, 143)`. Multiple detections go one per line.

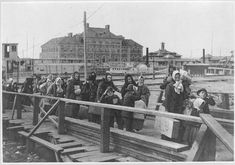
(203, 49), (205, 63)
(105, 25), (110, 32)
(68, 33), (73, 37)
(146, 48), (149, 66)
(161, 42), (165, 50)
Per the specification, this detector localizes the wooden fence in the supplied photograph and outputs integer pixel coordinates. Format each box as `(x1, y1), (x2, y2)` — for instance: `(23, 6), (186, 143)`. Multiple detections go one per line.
(2, 91), (234, 161)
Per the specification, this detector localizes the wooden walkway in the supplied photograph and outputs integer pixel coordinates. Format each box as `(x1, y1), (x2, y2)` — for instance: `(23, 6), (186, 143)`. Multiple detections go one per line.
(2, 91), (234, 162)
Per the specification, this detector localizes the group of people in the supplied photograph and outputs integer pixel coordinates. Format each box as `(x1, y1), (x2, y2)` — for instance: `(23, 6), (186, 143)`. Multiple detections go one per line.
(159, 65), (215, 146)
(3, 71), (150, 132)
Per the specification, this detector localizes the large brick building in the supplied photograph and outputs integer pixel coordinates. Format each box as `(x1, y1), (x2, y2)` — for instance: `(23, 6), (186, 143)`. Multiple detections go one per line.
(40, 24), (143, 65)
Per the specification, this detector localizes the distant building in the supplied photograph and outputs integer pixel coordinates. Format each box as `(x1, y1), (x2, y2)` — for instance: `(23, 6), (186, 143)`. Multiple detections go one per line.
(40, 24), (143, 65)
(200, 53), (234, 68)
(148, 42), (196, 70)
(2, 43), (20, 79)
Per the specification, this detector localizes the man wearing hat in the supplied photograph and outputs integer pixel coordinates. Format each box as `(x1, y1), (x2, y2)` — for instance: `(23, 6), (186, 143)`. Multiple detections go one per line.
(197, 88), (215, 114)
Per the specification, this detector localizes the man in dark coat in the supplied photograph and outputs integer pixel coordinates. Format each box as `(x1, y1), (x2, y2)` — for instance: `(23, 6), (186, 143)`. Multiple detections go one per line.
(65, 71), (82, 118)
(100, 86), (123, 129)
(197, 88), (215, 114)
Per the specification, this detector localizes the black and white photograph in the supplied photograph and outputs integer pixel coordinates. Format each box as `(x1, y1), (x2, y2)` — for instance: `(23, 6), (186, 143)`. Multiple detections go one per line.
(1, 0), (234, 163)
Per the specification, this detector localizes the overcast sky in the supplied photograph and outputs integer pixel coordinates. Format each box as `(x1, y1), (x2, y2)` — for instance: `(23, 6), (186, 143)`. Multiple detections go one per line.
(1, 1), (234, 59)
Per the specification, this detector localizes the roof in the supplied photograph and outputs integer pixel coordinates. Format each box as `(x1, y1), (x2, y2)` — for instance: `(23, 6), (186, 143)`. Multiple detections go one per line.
(122, 39), (142, 47)
(41, 37), (64, 47)
(150, 49), (182, 58)
(82, 27), (124, 39)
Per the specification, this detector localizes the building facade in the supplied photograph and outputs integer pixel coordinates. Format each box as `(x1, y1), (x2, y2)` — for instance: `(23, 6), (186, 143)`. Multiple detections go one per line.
(148, 42), (196, 70)
(40, 24), (143, 65)
(2, 43), (20, 78)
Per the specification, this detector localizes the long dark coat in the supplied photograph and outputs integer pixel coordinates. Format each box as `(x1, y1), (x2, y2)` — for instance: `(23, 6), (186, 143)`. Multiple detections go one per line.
(163, 82), (184, 114)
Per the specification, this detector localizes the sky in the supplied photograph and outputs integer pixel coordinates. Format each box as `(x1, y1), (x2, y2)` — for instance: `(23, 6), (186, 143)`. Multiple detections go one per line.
(1, 1), (235, 59)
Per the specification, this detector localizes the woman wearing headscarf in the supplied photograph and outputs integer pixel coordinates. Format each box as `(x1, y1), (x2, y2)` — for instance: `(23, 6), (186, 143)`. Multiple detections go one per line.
(161, 70), (185, 142)
(121, 74), (137, 98)
(136, 76), (150, 107)
(163, 70), (184, 114)
(131, 76), (150, 131)
(97, 72), (119, 103)
(65, 71), (82, 118)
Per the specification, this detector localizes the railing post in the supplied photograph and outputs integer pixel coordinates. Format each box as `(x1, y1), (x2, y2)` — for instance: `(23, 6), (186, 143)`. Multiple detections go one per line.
(100, 107), (110, 153)
(58, 100), (65, 134)
(33, 97), (40, 125)
(16, 95), (22, 119)
(199, 130), (216, 161)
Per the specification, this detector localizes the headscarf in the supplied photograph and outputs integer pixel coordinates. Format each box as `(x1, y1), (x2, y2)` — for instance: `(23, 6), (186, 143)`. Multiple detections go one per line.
(138, 76), (144, 86)
(172, 70), (184, 94)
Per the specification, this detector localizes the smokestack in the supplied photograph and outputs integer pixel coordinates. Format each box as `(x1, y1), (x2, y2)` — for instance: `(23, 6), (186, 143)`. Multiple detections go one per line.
(203, 49), (205, 63)
(105, 25), (110, 32)
(146, 47), (149, 66)
(161, 42), (165, 50)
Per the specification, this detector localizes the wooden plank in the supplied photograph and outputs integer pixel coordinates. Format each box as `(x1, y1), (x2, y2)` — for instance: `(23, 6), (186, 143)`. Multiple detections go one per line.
(16, 96), (22, 119)
(185, 124), (208, 161)
(199, 129), (216, 161)
(18, 131), (64, 153)
(7, 126), (24, 130)
(200, 114), (234, 154)
(66, 119), (187, 161)
(11, 95), (17, 119)
(57, 141), (83, 149)
(69, 150), (100, 160)
(27, 100), (60, 137)
(77, 152), (120, 162)
(100, 107), (110, 153)
(65, 117), (188, 152)
(110, 128), (188, 152)
(58, 101), (65, 134)
(61, 98), (203, 123)
(33, 97), (40, 125)
(57, 138), (75, 144)
(62, 145), (99, 154)
(210, 109), (234, 120)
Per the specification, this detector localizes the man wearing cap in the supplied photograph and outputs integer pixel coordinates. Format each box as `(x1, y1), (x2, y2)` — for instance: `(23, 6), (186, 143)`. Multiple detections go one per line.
(197, 88), (215, 114)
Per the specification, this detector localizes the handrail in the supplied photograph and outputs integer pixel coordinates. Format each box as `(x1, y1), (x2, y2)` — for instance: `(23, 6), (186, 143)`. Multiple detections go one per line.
(200, 114), (234, 154)
(2, 90), (202, 123)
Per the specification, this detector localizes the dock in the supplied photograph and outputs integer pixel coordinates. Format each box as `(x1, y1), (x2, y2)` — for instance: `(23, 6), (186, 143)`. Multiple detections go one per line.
(2, 90), (234, 162)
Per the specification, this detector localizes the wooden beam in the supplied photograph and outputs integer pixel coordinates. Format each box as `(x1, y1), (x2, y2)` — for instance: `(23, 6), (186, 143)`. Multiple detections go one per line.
(11, 95), (17, 119)
(40, 106), (58, 127)
(200, 114), (234, 154)
(3, 91), (203, 123)
(58, 101), (65, 134)
(18, 131), (64, 153)
(16, 96), (22, 119)
(27, 100), (60, 138)
(199, 129), (216, 161)
(186, 124), (208, 161)
(33, 97), (40, 125)
(100, 107), (110, 153)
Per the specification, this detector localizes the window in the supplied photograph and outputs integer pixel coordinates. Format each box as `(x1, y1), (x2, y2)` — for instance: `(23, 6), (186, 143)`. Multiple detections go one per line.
(12, 45), (17, 52)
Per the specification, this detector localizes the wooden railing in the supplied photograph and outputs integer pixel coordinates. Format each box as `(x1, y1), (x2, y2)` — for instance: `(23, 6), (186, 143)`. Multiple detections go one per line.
(2, 91), (234, 161)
